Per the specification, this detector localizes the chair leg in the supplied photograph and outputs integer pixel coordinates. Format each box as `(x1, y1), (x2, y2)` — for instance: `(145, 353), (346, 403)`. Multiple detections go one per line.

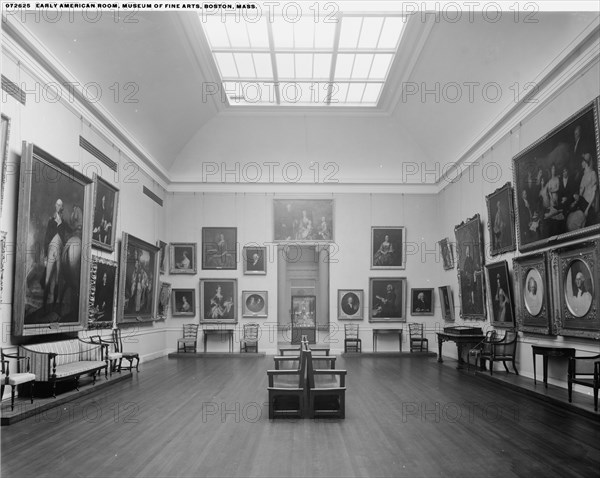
(11, 385), (15, 411)
(513, 361), (519, 375)
(503, 362), (510, 373)
(30, 382), (34, 404)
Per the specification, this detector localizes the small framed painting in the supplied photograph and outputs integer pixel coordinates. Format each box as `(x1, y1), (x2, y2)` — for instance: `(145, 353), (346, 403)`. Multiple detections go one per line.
(242, 291), (268, 318)
(438, 286), (455, 322)
(202, 227), (237, 270)
(439, 237), (454, 270)
(172, 288), (196, 317)
(170, 242), (197, 274)
(486, 182), (517, 256)
(338, 289), (364, 320)
(243, 246), (267, 275)
(91, 174), (119, 252)
(410, 288), (434, 316)
(371, 227), (406, 269)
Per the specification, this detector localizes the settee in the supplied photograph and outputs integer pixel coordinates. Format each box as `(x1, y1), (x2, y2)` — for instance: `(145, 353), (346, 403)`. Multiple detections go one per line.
(19, 339), (107, 397)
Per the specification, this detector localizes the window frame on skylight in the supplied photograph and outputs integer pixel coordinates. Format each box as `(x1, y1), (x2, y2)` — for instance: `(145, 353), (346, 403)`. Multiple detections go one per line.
(200, 10), (406, 107)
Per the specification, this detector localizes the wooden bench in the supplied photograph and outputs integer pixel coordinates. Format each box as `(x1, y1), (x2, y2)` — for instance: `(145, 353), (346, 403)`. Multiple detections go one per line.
(20, 339), (107, 397)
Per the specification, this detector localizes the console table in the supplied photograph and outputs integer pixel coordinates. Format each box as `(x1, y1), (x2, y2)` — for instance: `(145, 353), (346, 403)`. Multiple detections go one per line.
(372, 329), (403, 352)
(203, 329), (234, 353)
(531, 345), (576, 388)
(437, 331), (485, 368)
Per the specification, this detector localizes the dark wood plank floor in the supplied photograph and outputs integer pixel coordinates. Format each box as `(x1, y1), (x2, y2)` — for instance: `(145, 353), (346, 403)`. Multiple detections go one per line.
(2, 355), (599, 478)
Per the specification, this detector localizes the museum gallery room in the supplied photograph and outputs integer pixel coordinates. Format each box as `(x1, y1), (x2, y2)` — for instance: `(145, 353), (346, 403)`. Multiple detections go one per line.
(1, 1), (600, 477)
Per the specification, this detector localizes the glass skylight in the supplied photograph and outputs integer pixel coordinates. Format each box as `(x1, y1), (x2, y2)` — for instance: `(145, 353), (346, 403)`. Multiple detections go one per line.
(200, 9), (406, 107)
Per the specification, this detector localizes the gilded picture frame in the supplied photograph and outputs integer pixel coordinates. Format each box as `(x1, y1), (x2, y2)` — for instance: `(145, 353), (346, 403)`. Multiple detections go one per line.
(369, 277), (407, 323)
(13, 143), (93, 336)
(242, 290), (268, 318)
(410, 288), (434, 316)
(170, 242), (197, 274)
(172, 288), (196, 317)
(553, 240), (599, 340)
(485, 260), (515, 328)
(371, 226), (406, 270)
(513, 97), (600, 252)
(338, 289), (364, 320)
(438, 285), (455, 322)
(91, 173), (119, 252)
(88, 255), (118, 329)
(117, 232), (160, 323)
(273, 199), (334, 242)
(200, 278), (238, 324)
(455, 214), (487, 320)
(513, 252), (554, 335)
(486, 182), (517, 256)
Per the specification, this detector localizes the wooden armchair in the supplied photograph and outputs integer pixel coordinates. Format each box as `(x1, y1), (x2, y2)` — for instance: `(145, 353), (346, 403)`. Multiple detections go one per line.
(306, 349), (347, 419)
(1, 348), (36, 411)
(568, 354), (600, 411)
(240, 323), (259, 353)
(177, 324), (199, 353)
(344, 324), (361, 353)
(267, 347), (308, 419)
(479, 329), (519, 375)
(408, 323), (429, 352)
(113, 328), (140, 372)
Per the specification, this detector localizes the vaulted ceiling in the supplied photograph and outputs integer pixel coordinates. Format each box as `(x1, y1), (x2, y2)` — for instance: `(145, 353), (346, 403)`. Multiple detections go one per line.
(4, 7), (599, 188)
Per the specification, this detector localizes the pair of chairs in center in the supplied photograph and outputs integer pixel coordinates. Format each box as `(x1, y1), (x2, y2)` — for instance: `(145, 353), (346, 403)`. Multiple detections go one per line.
(267, 341), (346, 419)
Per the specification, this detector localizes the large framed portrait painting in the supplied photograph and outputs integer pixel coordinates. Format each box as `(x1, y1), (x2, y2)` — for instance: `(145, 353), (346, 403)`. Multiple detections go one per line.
(484, 261), (515, 327)
(513, 252), (554, 335)
(13, 143), (93, 336)
(486, 182), (516, 256)
(202, 227), (237, 270)
(117, 233), (160, 323)
(369, 278), (406, 323)
(371, 227), (405, 269)
(91, 173), (119, 252)
(513, 98), (599, 252)
(200, 279), (238, 323)
(455, 214), (486, 320)
(88, 256), (118, 329)
(273, 199), (333, 241)
(553, 240), (600, 339)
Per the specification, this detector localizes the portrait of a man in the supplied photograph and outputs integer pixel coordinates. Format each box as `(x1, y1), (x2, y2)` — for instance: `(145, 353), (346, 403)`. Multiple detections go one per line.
(243, 246), (267, 275)
(455, 215), (486, 320)
(89, 256), (117, 328)
(338, 290), (364, 320)
(92, 174), (119, 252)
(565, 260), (594, 318)
(369, 279), (406, 322)
(411, 288), (433, 315)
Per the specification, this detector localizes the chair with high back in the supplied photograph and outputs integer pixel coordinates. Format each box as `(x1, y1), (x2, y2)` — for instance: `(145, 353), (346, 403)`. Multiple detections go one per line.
(93, 334), (123, 376)
(306, 348), (347, 419)
(408, 323), (429, 352)
(177, 324), (199, 353)
(240, 323), (259, 353)
(113, 328), (140, 372)
(267, 343), (309, 419)
(479, 329), (519, 375)
(344, 324), (361, 353)
(568, 353), (600, 411)
(1, 348), (36, 411)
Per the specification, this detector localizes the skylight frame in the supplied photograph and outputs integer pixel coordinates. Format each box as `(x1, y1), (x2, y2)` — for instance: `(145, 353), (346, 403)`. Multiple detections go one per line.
(201, 11), (406, 107)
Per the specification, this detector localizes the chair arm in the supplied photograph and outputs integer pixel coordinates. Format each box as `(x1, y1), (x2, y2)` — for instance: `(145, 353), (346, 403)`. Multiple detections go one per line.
(1, 352), (31, 373)
(313, 369), (347, 387)
(267, 369), (302, 387)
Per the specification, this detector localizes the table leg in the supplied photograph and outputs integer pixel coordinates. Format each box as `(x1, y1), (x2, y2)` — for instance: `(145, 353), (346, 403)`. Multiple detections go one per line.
(373, 332), (377, 353)
(543, 356), (549, 388)
(533, 353), (537, 384)
(399, 332), (402, 352)
(437, 336), (443, 362)
(204, 334), (208, 353)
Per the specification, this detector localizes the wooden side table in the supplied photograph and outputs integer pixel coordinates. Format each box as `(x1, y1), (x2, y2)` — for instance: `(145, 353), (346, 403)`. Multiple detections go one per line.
(531, 345), (576, 388)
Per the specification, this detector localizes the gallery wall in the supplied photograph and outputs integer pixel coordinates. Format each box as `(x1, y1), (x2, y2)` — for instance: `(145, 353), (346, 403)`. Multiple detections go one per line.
(437, 59), (600, 387)
(0, 45), (168, 364)
(163, 192), (442, 353)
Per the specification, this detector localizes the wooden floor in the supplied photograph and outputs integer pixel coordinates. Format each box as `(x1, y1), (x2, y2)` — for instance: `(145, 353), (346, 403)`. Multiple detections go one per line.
(2, 355), (599, 478)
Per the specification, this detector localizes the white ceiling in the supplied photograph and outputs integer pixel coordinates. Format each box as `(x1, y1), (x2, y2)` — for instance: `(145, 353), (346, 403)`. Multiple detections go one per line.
(5, 8), (600, 187)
